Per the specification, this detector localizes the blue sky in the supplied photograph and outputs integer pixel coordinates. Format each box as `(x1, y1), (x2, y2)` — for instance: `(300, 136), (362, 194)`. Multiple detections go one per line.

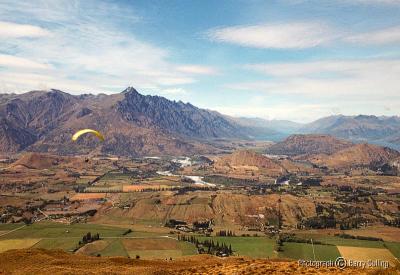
(0, 0), (399, 122)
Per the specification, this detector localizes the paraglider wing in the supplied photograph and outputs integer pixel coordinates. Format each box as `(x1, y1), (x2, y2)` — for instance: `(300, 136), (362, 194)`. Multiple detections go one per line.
(72, 129), (105, 142)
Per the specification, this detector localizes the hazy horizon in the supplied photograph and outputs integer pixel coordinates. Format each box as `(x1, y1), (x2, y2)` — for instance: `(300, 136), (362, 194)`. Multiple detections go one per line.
(0, 0), (399, 122)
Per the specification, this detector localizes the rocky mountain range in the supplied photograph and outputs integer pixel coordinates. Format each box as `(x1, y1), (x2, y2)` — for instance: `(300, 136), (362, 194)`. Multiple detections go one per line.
(1, 88), (400, 156)
(0, 88), (278, 156)
(229, 115), (400, 150)
(299, 115), (400, 150)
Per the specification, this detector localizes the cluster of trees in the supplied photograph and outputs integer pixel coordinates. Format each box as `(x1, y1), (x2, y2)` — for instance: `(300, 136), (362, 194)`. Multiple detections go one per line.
(334, 233), (383, 241)
(339, 220), (362, 230)
(279, 234), (325, 245)
(301, 178), (322, 186)
(165, 219), (187, 228)
(383, 217), (400, 228)
(216, 230), (236, 237)
(122, 229), (132, 235)
(300, 215), (336, 229)
(275, 236), (284, 252)
(338, 185), (353, 192)
(178, 235), (233, 256)
(78, 232), (100, 246)
(370, 163), (398, 176)
(73, 185), (86, 193)
(193, 221), (211, 230)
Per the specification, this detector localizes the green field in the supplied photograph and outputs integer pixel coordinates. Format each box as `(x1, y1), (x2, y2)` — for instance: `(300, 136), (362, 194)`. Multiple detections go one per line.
(279, 242), (341, 261)
(295, 233), (387, 248)
(98, 239), (129, 257)
(0, 223), (25, 231)
(179, 240), (198, 256)
(384, 242), (400, 259)
(1, 222), (397, 261)
(96, 172), (136, 186)
(0, 222), (128, 239)
(0, 222), (129, 253)
(0, 222), (196, 259)
(83, 238), (196, 259)
(197, 236), (276, 258)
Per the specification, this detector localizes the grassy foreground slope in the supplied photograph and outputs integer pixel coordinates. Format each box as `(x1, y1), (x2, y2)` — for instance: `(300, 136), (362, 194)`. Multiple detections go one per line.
(1, 248), (393, 275)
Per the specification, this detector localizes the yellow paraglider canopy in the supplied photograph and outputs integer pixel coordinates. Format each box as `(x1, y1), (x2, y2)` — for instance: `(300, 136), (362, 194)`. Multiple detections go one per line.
(72, 129), (105, 142)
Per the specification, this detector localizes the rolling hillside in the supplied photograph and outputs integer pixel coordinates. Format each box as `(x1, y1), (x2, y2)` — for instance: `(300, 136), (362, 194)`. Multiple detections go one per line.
(308, 143), (400, 169)
(301, 115), (400, 150)
(266, 134), (353, 156)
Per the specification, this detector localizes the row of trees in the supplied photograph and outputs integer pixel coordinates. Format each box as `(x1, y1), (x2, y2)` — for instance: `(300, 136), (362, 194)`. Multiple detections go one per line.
(334, 233), (383, 241)
(178, 235), (233, 256)
(299, 215), (368, 230)
(216, 230), (236, 237)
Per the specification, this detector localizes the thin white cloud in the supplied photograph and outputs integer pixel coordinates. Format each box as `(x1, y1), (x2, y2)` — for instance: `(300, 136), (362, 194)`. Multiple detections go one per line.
(0, 71), (99, 94)
(0, 54), (51, 70)
(161, 88), (188, 96)
(0, 21), (50, 38)
(176, 65), (218, 75)
(207, 20), (400, 49)
(231, 59), (400, 99)
(345, 26), (400, 45)
(207, 22), (337, 49)
(245, 59), (400, 77)
(157, 77), (195, 86)
(214, 104), (329, 123)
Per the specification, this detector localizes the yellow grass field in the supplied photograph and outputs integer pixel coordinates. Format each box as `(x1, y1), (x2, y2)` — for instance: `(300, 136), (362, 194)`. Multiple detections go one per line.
(122, 238), (178, 250)
(122, 185), (149, 192)
(0, 239), (41, 253)
(70, 193), (106, 201)
(123, 238), (184, 259)
(337, 246), (398, 266)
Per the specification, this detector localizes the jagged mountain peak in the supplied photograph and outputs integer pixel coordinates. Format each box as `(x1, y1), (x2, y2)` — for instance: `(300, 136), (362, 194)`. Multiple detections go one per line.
(121, 86), (139, 94)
